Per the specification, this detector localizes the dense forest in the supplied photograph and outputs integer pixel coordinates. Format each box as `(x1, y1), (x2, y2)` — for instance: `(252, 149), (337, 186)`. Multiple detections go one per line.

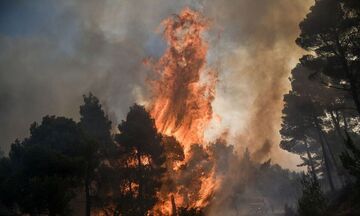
(281, 0), (360, 215)
(0, 0), (360, 215)
(0, 94), (301, 216)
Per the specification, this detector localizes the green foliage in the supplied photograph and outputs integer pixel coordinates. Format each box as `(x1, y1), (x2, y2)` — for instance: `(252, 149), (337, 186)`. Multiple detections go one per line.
(298, 173), (327, 216)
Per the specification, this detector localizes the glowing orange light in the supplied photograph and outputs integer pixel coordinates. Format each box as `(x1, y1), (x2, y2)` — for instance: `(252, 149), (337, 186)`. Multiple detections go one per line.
(147, 8), (218, 215)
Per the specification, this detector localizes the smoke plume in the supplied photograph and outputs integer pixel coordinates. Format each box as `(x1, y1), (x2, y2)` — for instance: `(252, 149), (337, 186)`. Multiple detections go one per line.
(0, 0), (312, 172)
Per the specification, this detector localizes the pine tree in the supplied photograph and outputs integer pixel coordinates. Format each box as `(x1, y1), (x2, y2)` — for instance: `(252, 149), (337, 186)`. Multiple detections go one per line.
(297, 0), (360, 115)
(3, 116), (84, 215)
(298, 173), (327, 216)
(115, 104), (166, 215)
(79, 93), (113, 216)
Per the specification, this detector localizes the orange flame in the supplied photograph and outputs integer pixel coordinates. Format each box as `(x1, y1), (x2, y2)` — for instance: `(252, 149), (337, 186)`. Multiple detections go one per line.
(147, 8), (218, 215)
(149, 7), (217, 154)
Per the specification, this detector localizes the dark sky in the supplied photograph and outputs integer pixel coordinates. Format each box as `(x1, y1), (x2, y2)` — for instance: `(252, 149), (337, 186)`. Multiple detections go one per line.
(0, 1), (54, 36)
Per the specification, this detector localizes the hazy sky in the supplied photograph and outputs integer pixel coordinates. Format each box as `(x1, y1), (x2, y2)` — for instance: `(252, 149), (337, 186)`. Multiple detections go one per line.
(0, 0), (313, 169)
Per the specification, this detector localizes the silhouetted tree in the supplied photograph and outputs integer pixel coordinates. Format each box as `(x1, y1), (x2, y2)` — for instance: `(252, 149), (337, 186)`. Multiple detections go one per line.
(281, 67), (338, 191)
(79, 93), (113, 154)
(256, 161), (301, 208)
(340, 133), (360, 187)
(1, 116), (85, 215)
(297, 0), (360, 115)
(162, 135), (185, 167)
(0, 156), (16, 214)
(157, 135), (185, 205)
(298, 173), (327, 216)
(284, 204), (296, 216)
(79, 93), (113, 216)
(114, 104), (166, 215)
(281, 92), (322, 179)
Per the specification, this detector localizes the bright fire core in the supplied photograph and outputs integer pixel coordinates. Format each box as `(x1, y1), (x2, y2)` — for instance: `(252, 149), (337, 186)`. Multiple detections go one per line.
(150, 8), (218, 153)
(148, 8), (218, 215)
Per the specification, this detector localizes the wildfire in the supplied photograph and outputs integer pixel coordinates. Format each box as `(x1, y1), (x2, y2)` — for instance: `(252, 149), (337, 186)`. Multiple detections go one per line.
(149, 7), (217, 154)
(147, 8), (219, 215)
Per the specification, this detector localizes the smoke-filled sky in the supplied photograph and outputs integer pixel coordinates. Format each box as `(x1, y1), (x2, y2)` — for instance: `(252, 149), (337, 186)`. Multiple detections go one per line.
(0, 0), (313, 169)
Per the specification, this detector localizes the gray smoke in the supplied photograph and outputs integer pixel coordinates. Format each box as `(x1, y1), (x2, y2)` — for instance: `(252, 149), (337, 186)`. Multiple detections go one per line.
(0, 0), (314, 215)
(0, 0), (191, 152)
(0, 0), (311, 175)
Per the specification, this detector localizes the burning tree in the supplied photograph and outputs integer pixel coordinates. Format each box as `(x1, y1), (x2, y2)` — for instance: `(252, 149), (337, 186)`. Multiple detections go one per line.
(149, 8), (217, 152)
(115, 104), (166, 216)
(147, 8), (218, 214)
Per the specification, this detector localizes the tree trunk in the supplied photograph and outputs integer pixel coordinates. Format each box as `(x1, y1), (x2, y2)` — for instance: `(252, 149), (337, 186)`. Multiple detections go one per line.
(49, 210), (56, 216)
(339, 114), (353, 184)
(314, 117), (335, 191)
(321, 131), (338, 169)
(330, 111), (345, 141)
(171, 194), (177, 216)
(137, 151), (143, 201)
(305, 140), (317, 180)
(321, 129), (346, 187)
(126, 162), (133, 194)
(342, 112), (349, 131)
(84, 161), (91, 216)
(347, 76), (360, 115)
(85, 164), (91, 216)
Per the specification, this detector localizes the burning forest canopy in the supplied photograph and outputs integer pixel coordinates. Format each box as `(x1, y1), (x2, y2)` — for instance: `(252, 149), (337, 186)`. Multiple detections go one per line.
(2, 0), (360, 216)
